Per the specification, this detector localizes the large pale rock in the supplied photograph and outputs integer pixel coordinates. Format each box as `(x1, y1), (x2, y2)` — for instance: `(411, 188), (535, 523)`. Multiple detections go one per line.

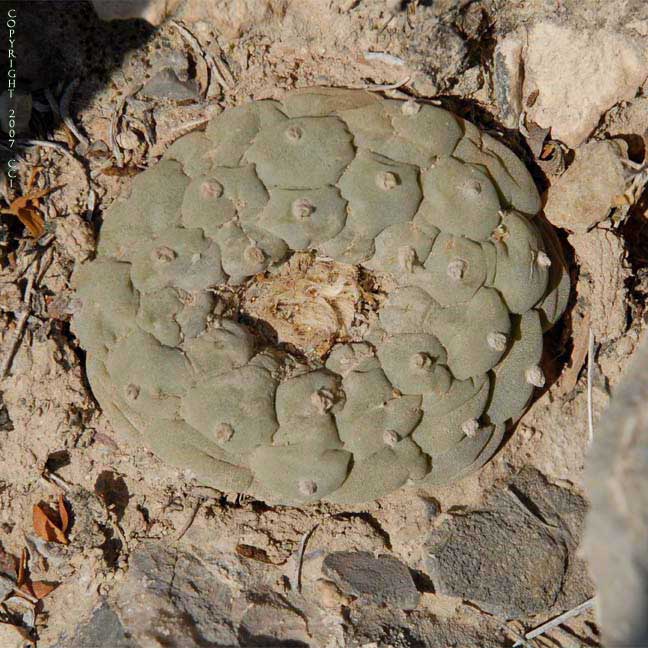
(544, 140), (628, 233)
(522, 22), (647, 147)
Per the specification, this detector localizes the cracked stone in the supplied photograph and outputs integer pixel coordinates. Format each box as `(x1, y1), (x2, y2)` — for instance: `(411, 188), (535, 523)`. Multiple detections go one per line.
(140, 68), (201, 102)
(114, 543), (237, 647)
(424, 466), (591, 619)
(543, 139), (629, 233)
(322, 551), (421, 611)
(58, 602), (137, 648)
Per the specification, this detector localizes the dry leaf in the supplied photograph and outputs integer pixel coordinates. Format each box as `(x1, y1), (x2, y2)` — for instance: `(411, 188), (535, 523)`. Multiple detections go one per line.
(30, 580), (58, 599)
(57, 495), (69, 534)
(0, 168), (57, 239)
(15, 206), (45, 237)
(18, 582), (35, 600)
(33, 503), (68, 545)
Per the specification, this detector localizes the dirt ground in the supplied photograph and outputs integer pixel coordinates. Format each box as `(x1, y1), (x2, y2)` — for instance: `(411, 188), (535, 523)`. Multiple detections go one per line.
(0, 1), (647, 646)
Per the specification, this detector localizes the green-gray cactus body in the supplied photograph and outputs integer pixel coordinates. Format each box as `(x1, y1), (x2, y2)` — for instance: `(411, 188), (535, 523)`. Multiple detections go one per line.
(73, 88), (569, 505)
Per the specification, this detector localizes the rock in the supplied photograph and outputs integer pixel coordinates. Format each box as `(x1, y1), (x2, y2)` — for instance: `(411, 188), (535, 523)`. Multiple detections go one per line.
(521, 22), (647, 147)
(114, 544), (238, 647)
(605, 96), (648, 156)
(150, 51), (190, 82)
(570, 228), (629, 343)
(57, 602), (137, 648)
(425, 467), (590, 619)
(322, 551), (420, 611)
(65, 486), (111, 550)
(584, 336), (648, 647)
(54, 214), (96, 264)
(544, 140), (629, 233)
(0, 622), (31, 648)
(140, 68), (201, 102)
(493, 36), (524, 129)
(90, 0), (180, 26)
(509, 466), (587, 541)
(345, 605), (504, 648)
(314, 578), (352, 608)
(239, 598), (310, 647)
(404, 20), (468, 96)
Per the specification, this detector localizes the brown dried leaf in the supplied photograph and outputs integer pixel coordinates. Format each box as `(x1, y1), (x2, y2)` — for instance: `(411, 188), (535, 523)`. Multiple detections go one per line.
(32, 503), (68, 545)
(57, 495), (69, 534)
(0, 179), (55, 239)
(15, 206), (45, 238)
(17, 582), (35, 600)
(30, 580), (58, 599)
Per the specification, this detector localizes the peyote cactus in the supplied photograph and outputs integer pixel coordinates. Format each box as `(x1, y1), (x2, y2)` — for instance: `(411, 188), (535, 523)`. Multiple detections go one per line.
(73, 87), (570, 505)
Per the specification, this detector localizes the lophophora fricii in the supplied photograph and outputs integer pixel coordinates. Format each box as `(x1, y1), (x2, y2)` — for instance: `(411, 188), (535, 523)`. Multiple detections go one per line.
(73, 87), (570, 505)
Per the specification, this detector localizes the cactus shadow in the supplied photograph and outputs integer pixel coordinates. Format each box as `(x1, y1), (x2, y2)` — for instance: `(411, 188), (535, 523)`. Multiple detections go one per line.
(0, 0), (155, 155)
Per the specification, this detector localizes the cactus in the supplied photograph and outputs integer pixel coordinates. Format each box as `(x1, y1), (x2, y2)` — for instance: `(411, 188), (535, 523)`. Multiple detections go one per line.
(72, 88), (570, 505)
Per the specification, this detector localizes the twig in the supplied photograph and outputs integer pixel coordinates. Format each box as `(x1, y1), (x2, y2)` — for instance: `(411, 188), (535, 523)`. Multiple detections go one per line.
(170, 20), (210, 95)
(15, 138), (91, 196)
(341, 0), (361, 10)
(172, 498), (203, 543)
(364, 76), (411, 92)
(60, 79), (89, 152)
(495, 619), (535, 648)
(170, 20), (233, 96)
(36, 245), (54, 286)
(43, 88), (61, 121)
(15, 138), (70, 156)
(150, 115), (214, 156)
(377, 13), (396, 32)
(293, 523), (319, 592)
(587, 327), (595, 445)
(514, 597), (596, 646)
(41, 469), (72, 492)
(209, 35), (236, 88)
(465, 605), (535, 648)
(0, 260), (38, 379)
